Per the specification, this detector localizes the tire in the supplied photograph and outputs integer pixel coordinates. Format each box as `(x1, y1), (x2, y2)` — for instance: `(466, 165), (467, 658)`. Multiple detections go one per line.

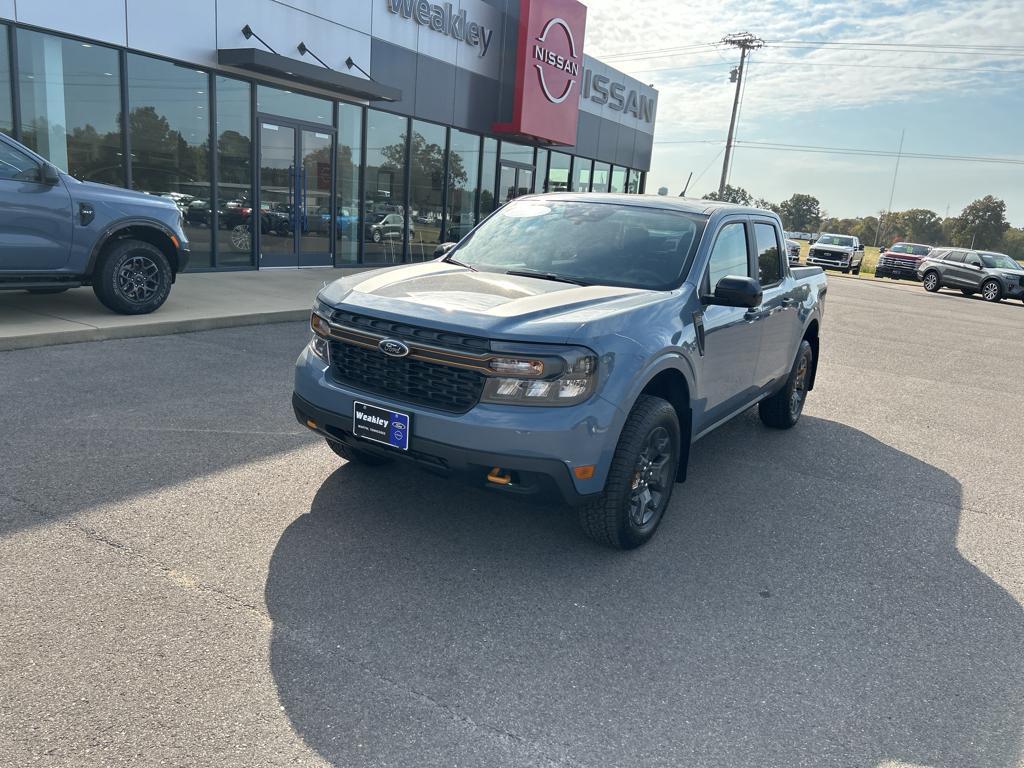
(230, 224), (252, 251)
(92, 238), (173, 315)
(27, 287), (69, 294)
(960, 289), (976, 297)
(841, 267), (849, 274)
(372, 229), (383, 243)
(981, 279), (1002, 302)
(759, 339), (814, 430)
(577, 395), (681, 550)
(853, 262), (861, 275)
(325, 438), (393, 466)
(922, 270), (941, 292)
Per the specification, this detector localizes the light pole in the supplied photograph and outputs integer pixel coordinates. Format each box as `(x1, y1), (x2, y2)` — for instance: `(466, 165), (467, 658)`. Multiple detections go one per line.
(718, 32), (763, 196)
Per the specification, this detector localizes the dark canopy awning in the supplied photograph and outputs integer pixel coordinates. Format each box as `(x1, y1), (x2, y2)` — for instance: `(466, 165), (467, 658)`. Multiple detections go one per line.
(218, 48), (400, 102)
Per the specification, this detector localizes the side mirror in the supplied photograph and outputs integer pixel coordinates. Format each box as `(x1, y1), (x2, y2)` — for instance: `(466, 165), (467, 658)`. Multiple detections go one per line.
(702, 275), (763, 308)
(41, 164), (60, 185)
(433, 242), (458, 258)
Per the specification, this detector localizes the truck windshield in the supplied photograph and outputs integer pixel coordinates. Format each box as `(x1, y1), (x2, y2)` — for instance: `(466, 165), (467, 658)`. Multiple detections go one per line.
(817, 235), (855, 247)
(981, 253), (1023, 270)
(448, 200), (707, 290)
(891, 244), (931, 256)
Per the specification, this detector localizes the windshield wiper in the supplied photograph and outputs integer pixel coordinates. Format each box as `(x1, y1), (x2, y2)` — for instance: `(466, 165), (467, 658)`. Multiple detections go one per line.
(504, 268), (590, 286)
(444, 255), (478, 272)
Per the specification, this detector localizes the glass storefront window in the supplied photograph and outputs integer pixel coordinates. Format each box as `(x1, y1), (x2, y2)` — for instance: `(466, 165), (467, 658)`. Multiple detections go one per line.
(17, 30), (123, 184)
(364, 109), (408, 265)
(214, 76), (252, 267)
(479, 137), (498, 216)
(408, 119), (445, 261)
(127, 54), (211, 268)
(592, 161), (610, 193)
(256, 86), (332, 125)
(625, 169), (639, 193)
(548, 151), (570, 192)
(610, 166), (626, 193)
(335, 102), (363, 266)
(0, 26), (12, 136)
(447, 129), (479, 243)
(639, 171), (647, 193)
(535, 149), (549, 193)
(573, 157), (592, 192)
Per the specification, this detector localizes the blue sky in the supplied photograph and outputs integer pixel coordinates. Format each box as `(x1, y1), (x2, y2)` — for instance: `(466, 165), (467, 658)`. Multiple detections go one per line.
(583, 0), (1024, 225)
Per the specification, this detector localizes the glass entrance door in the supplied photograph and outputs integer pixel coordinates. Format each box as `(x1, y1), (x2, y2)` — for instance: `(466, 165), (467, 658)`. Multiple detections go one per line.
(497, 162), (535, 206)
(258, 120), (334, 268)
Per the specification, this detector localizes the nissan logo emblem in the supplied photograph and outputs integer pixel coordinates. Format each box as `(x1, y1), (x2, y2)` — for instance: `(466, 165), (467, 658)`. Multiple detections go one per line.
(378, 339), (410, 358)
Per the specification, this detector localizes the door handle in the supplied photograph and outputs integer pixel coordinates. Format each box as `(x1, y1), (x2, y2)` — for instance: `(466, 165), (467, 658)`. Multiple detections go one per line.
(781, 298), (798, 308)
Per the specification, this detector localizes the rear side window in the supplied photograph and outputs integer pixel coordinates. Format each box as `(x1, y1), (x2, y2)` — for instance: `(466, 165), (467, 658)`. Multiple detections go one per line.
(945, 251), (966, 264)
(707, 222), (750, 291)
(0, 141), (39, 182)
(754, 223), (783, 285)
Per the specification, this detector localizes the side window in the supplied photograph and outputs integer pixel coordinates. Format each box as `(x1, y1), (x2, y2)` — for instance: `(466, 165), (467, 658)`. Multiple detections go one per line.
(0, 141), (40, 182)
(965, 252), (982, 267)
(945, 251), (965, 264)
(706, 222), (750, 292)
(754, 223), (783, 285)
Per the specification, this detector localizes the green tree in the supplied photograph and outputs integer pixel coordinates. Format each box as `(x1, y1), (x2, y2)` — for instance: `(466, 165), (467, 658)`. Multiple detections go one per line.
(702, 184), (752, 205)
(950, 195), (1009, 249)
(1000, 227), (1024, 260)
(893, 208), (943, 245)
(778, 193), (822, 232)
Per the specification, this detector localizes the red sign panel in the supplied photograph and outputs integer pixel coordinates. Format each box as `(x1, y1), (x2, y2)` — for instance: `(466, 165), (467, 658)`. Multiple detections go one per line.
(494, 0), (587, 146)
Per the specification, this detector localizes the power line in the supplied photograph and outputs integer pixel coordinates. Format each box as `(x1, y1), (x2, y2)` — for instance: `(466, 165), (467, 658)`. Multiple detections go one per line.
(764, 42), (1024, 57)
(733, 140), (1024, 166)
(748, 60), (1023, 75)
(769, 39), (1024, 51)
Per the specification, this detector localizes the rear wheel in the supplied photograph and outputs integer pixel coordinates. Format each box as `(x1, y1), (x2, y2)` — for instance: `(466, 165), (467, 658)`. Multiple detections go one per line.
(922, 270), (941, 292)
(578, 395), (680, 550)
(326, 438), (393, 466)
(92, 238), (173, 315)
(759, 340), (814, 430)
(981, 279), (1002, 302)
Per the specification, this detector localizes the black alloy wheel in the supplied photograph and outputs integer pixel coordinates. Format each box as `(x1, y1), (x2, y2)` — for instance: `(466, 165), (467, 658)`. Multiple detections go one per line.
(627, 426), (675, 529)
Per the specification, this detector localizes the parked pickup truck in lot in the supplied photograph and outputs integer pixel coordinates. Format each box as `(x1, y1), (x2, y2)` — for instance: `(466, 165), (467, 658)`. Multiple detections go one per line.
(919, 247), (1024, 303)
(0, 132), (189, 314)
(875, 242), (932, 281)
(294, 195), (827, 548)
(806, 233), (865, 274)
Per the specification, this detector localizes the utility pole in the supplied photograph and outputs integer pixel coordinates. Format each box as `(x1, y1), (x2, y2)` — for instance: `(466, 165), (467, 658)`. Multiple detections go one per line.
(718, 32), (763, 196)
(875, 128), (905, 247)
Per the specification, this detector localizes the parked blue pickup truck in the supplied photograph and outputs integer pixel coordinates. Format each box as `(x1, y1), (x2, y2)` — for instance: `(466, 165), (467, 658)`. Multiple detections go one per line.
(0, 132), (189, 314)
(294, 195), (827, 548)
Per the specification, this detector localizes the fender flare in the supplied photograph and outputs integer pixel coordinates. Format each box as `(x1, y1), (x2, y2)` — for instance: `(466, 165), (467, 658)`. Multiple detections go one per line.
(86, 218), (181, 276)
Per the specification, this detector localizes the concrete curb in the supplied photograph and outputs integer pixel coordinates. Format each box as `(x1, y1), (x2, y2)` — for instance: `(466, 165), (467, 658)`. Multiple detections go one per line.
(0, 308), (311, 352)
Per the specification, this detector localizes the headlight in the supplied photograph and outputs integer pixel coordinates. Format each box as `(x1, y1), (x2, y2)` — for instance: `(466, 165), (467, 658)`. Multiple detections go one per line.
(481, 346), (597, 406)
(309, 307), (332, 363)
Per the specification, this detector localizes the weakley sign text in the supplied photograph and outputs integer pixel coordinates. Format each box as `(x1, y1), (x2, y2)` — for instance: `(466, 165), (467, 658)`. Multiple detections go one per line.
(386, 0), (494, 58)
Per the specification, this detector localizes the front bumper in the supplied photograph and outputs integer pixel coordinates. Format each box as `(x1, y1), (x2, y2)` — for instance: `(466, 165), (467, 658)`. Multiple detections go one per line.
(293, 346), (624, 504)
(874, 263), (920, 280)
(806, 253), (852, 269)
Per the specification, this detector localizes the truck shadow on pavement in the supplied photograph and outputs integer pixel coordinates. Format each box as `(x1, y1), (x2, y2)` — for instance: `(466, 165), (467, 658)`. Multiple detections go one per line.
(265, 413), (1024, 768)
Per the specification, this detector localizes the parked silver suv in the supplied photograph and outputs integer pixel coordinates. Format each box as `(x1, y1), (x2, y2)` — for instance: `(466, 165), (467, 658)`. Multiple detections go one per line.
(919, 248), (1024, 304)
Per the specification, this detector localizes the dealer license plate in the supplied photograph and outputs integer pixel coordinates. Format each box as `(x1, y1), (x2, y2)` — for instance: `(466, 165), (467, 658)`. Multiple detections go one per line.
(352, 401), (410, 451)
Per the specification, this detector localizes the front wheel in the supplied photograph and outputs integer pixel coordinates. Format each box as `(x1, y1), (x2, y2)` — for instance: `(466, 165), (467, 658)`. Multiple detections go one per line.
(981, 279), (1002, 302)
(92, 238), (173, 315)
(759, 339), (814, 429)
(922, 271), (941, 292)
(578, 395), (680, 550)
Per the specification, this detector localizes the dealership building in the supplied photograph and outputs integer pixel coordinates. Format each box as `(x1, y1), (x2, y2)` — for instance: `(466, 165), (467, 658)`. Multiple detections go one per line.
(0, 0), (657, 270)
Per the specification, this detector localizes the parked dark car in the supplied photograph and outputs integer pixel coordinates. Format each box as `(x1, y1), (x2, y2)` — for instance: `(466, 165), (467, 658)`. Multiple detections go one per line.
(185, 199), (211, 227)
(364, 213), (412, 243)
(0, 132), (189, 314)
(919, 248), (1024, 303)
(785, 238), (800, 265)
(875, 242), (932, 281)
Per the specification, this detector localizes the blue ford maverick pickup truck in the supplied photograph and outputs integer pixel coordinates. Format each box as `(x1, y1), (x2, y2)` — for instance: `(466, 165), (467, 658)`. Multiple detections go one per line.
(294, 194), (827, 548)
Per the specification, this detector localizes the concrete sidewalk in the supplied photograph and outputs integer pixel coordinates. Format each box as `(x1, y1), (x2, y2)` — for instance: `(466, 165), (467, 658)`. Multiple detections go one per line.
(0, 267), (367, 351)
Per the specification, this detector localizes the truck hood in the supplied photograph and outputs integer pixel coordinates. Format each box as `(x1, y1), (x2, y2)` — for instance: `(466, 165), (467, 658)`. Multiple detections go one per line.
(64, 175), (181, 216)
(318, 262), (670, 343)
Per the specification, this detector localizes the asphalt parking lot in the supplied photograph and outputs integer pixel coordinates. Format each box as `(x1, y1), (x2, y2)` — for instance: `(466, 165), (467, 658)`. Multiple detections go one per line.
(2, 277), (1023, 768)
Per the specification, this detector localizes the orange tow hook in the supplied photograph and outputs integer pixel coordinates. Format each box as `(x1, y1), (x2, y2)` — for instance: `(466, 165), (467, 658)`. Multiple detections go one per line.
(487, 467), (512, 485)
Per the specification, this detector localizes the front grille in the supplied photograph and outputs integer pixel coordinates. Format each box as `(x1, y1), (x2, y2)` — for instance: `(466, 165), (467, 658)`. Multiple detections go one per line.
(879, 256), (919, 270)
(328, 340), (485, 413)
(328, 309), (491, 353)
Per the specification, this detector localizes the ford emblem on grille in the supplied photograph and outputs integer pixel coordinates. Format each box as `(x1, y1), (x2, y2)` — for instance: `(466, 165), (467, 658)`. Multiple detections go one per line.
(378, 339), (410, 358)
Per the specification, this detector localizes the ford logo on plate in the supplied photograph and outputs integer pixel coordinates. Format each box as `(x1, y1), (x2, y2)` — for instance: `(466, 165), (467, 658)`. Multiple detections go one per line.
(378, 339), (410, 358)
